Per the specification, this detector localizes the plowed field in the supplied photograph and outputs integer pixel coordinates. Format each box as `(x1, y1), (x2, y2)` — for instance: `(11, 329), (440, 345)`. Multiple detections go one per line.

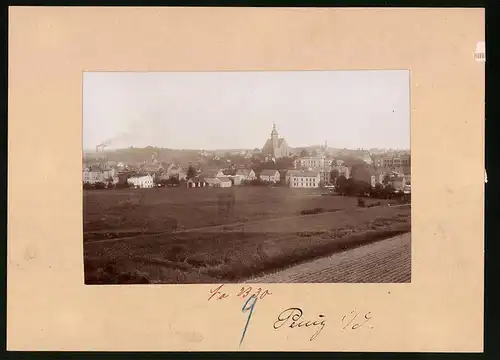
(247, 233), (411, 283)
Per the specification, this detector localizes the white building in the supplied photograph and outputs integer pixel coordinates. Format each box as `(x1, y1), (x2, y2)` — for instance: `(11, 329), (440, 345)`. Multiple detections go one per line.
(204, 175), (233, 188)
(83, 166), (116, 184)
(228, 175), (241, 185)
(127, 174), (154, 188)
(308, 167), (333, 184)
(289, 171), (321, 188)
(83, 168), (104, 184)
(294, 155), (332, 169)
(218, 177), (232, 188)
(285, 169), (304, 184)
(259, 169), (280, 183)
(235, 169), (256, 182)
(187, 178), (207, 188)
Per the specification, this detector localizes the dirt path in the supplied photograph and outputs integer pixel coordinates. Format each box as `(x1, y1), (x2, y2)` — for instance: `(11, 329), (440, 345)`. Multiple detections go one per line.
(246, 232), (411, 283)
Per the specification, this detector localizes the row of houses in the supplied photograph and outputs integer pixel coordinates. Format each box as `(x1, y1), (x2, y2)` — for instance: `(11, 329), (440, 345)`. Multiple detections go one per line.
(185, 168), (258, 188)
(371, 152), (411, 168)
(83, 156), (410, 191)
(83, 163), (340, 190)
(350, 165), (411, 191)
(82, 165), (119, 184)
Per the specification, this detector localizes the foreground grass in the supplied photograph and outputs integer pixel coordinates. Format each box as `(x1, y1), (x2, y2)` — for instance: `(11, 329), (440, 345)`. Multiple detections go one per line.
(84, 206), (411, 284)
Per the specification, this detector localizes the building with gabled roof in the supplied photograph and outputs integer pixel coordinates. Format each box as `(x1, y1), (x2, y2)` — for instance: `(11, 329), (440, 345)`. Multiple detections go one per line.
(259, 169), (281, 183)
(235, 169), (256, 180)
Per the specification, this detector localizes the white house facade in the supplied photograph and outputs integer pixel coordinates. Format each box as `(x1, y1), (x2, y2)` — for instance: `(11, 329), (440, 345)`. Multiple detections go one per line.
(294, 156), (333, 169)
(218, 177), (232, 188)
(127, 175), (154, 188)
(259, 169), (280, 183)
(285, 169), (303, 184)
(289, 172), (321, 188)
(83, 169), (104, 184)
(83, 166), (116, 184)
(235, 169), (256, 181)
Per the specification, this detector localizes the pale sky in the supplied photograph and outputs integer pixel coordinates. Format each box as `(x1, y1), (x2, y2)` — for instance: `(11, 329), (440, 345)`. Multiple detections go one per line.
(83, 70), (410, 151)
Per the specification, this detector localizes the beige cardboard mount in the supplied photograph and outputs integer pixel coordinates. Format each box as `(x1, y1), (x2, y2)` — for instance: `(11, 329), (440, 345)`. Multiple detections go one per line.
(8, 7), (484, 352)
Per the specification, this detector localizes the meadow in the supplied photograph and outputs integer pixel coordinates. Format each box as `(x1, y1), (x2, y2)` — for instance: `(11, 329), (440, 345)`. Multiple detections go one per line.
(83, 186), (410, 284)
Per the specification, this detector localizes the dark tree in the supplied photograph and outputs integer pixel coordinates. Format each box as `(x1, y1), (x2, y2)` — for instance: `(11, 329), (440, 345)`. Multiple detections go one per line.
(330, 169), (340, 184)
(83, 182), (93, 189)
(169, 176), (180, 185)
(186, 165), (196, 179)
(299, 149), (309, 157)
(94, 182), (106, 190)
(336, 175), (347, 187)
(106, 177), (114, 188)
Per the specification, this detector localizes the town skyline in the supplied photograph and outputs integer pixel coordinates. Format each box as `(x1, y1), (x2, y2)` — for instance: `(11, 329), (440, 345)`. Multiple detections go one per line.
(83, 70), (410, 151)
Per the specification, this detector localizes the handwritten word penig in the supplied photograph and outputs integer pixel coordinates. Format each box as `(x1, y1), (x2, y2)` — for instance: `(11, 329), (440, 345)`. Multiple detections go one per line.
(274, 307), (326, 341)
(208, 284), (272, 301)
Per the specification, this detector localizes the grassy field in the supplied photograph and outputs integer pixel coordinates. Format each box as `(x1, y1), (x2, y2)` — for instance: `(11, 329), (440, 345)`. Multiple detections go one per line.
(83, 186), (410, 284)
(83, 186), (392, 240)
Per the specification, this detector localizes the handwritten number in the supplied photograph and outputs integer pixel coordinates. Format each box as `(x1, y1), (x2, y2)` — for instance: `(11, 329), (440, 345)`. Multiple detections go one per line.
(236, 287), (251, 296)
(260, 290), (271, 299)
(241, 287), (252, 299)
(240, 294), (258, 346)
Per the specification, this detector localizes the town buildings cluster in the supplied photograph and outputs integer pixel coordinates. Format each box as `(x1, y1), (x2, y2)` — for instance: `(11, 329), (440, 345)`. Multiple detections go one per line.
(83, 124), (411, 192)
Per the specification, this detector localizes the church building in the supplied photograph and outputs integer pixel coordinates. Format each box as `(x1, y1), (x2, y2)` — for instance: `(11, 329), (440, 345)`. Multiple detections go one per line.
(261, 123), (292, 159)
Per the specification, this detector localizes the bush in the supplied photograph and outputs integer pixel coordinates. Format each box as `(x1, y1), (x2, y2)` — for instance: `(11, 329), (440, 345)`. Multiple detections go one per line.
(116, 182), (131, 189)
(357, 198), (365, 207)
(336, 178), (371, 197)
(245, 178), (267, 186)
(84, 260), (151, 284)
(94, 182), (106, 190)
(300, 207), (325, 215)
(83, 182), (93, 189)
(160, 176), (181, 186)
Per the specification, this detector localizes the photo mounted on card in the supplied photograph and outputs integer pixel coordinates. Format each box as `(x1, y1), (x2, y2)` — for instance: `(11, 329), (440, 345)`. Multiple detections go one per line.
(83, 70), (411, 286)
(8, 7), (484, 352)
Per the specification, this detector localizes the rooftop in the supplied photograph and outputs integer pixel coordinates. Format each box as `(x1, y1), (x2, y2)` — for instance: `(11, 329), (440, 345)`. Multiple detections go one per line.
(260, 169), (279, 175)
(217, 176), (232, 183)
(290, 171), (321, 178)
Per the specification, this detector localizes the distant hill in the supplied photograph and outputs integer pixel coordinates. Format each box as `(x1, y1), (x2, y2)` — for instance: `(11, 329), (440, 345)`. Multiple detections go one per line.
(83, 147), (201, 166)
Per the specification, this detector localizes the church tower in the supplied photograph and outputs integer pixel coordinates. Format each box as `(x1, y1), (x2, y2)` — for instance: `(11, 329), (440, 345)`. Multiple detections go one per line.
(262, 121), (289, 159)
(271, 122), (279, 149)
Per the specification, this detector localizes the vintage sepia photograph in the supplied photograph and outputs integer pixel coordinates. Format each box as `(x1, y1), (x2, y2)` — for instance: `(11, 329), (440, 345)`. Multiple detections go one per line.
(83, 70), (411, 285)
